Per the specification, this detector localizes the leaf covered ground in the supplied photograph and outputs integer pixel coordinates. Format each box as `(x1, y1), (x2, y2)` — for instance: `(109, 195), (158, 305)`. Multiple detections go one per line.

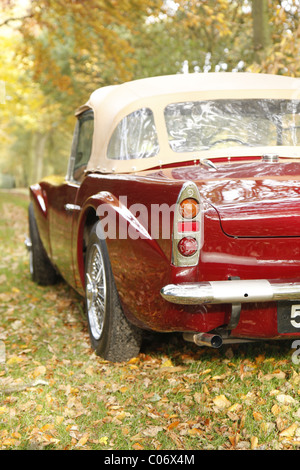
(0, 190), (300, 450)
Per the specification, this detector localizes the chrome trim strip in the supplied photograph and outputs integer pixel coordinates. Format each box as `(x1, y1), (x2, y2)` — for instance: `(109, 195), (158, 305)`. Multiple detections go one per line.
(161, 279), (300, 305)
(24, 237), (32, 251)
(64, 203), (81, 212)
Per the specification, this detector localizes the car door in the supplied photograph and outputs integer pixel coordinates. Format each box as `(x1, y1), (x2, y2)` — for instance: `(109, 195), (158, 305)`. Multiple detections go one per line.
(48, 109), (94, 288)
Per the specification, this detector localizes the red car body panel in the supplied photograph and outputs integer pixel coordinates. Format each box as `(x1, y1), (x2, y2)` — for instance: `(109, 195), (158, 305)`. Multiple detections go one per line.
(29, 73), (300, 348)
(30, 158), (300, 339)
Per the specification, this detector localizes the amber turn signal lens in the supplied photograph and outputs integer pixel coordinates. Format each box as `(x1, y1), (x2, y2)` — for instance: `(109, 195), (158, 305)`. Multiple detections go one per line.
(179, 198), (199, 219)
(178, 237), (198, 257)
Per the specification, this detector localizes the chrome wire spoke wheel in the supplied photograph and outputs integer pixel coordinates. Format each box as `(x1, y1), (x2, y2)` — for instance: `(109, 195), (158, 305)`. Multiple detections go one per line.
(86, 244), (106, 340)
(85, 221), (142, 362)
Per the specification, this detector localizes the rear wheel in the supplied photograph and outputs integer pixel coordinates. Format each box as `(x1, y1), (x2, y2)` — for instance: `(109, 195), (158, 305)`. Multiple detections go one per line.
(85, 222), (142, 362)
(28, 203), (58, 285)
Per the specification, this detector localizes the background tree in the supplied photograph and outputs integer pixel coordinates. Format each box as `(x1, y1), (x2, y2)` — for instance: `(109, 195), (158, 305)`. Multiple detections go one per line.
(252, 0), (271, 62)
(133, 0), (252, 76)
(1, 0), (300, 187)
(250, 0), (300, 76)
(0, 0), (163, 185)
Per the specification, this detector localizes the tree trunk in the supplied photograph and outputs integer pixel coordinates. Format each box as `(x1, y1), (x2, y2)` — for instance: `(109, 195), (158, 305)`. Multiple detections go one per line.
(30, 131), (47, 183)
(252, 0), (270, 63)
(35, 132), (47, 182)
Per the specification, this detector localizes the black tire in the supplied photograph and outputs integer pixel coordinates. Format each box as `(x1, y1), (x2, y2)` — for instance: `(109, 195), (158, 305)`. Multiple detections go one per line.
(28, 202), (58, 285)
(85, 221), (142, 362)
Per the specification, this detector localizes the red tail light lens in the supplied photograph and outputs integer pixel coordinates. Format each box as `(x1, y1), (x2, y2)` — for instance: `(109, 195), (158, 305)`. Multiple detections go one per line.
(179, 198), (199, 219)
(178, 237), (198, 257)
(177, 221), (200, 232)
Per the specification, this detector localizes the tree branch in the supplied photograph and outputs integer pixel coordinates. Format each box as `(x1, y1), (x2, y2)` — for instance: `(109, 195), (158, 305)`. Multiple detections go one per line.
(0, 14), (32, 28)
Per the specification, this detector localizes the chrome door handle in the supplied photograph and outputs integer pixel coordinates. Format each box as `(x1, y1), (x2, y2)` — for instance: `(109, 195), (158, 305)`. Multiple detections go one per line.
(64, 203), (81, 212)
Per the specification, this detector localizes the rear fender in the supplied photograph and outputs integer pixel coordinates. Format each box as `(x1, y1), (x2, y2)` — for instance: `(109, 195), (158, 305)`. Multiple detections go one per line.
(76, 191), (168, 289)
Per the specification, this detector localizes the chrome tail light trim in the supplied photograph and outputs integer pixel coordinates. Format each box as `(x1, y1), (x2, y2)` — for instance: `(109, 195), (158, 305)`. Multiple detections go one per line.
(172, 181), (203, 267)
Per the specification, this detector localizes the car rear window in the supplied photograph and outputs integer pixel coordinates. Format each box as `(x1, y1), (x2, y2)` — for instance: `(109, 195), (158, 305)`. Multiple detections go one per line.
(164, 99), (300, 153)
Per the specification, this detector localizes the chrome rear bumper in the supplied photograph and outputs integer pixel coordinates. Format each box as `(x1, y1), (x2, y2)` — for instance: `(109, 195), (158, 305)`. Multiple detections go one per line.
(160, 279), (300, 305)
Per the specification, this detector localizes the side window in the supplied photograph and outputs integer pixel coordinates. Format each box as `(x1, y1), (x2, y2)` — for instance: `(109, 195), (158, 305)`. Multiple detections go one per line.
(73, 110), (94, 182)
(107, 108), (159, 160)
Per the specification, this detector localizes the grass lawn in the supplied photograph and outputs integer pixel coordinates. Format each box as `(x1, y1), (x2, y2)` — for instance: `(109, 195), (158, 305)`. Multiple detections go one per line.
(0, 189), (299, 450)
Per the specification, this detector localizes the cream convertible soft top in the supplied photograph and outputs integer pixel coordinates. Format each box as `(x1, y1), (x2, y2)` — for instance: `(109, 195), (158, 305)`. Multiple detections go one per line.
(77, 73), (300, 174)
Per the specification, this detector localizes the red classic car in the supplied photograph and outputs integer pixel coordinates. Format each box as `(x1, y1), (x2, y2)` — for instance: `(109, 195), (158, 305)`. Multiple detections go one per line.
(27, 72), (300, 362)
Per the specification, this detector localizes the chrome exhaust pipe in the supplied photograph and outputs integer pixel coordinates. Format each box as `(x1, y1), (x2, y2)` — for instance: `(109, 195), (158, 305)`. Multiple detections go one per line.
(183, 332), (223, 349)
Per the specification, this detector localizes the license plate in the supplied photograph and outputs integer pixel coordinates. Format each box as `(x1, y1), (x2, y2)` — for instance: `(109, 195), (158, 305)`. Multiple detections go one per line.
(277, 301), (300, 333)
